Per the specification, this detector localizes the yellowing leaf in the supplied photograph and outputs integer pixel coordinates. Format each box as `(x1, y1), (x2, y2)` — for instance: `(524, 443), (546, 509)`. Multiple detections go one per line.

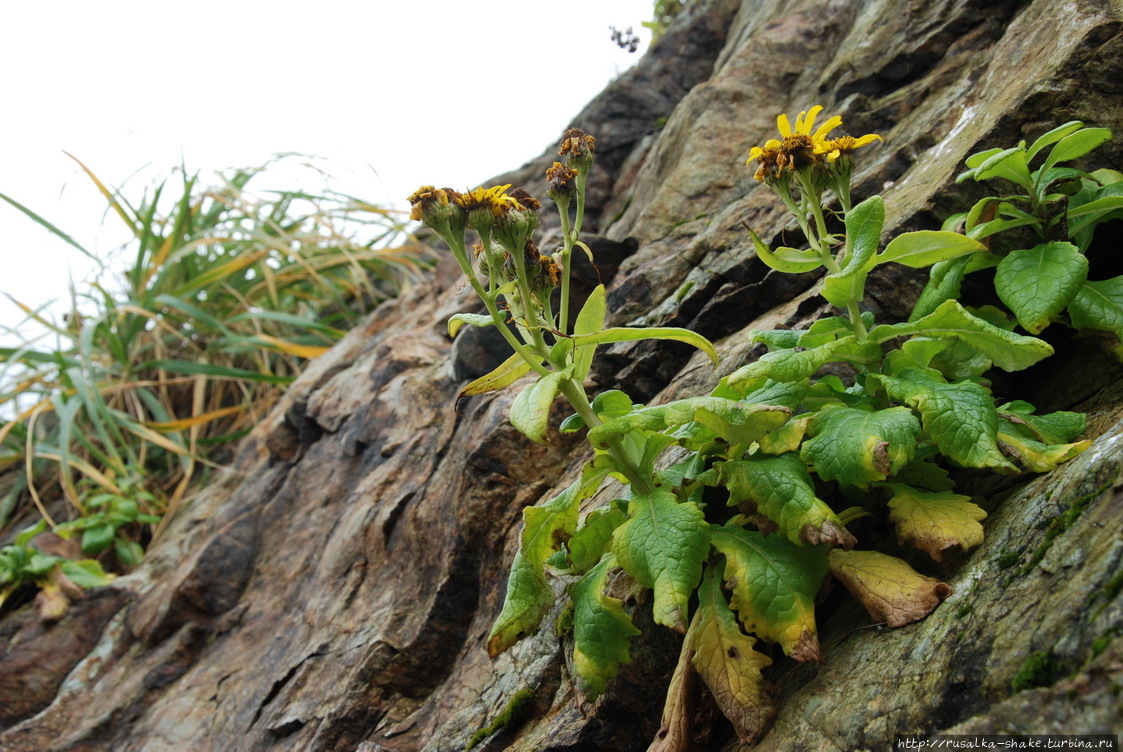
(487, 551), (555, 658)
(687, 565), (775, 744)
(884, 483), (986, 562)
(458, 352), (535, 398)
(710, 525), (827, 662)
(572, 555), (642, 700)
(717, 453), (855, 548)
(828, 549), (952, 627)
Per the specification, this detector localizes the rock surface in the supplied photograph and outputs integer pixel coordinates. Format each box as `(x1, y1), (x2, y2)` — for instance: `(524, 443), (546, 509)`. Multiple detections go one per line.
(2, 0), (1122, 749)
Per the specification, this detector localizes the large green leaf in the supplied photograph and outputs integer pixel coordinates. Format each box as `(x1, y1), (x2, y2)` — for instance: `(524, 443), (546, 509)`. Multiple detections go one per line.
(710, 525), (828, 661)
(878, 231), (987, 269)
(800, 405), (920, 488)
(717, 452), (855, 547)
(723, 338), (854, 396)
(662, 397), (791, 446)
(1069, 276), (1123, 344)
(821, 196), (883, 308)
(872, 368), (1016, 471)
(902, 299), (1053, 371)
(572, 284), (607, 382)
(571, 554), (642, 699)
(994, 242), (1087, 334)
(612, 488), (709, 632)
(570, 327), (718, 367)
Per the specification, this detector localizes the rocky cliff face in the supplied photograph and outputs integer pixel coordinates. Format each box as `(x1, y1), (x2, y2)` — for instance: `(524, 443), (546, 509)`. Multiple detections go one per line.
(2, 0), (1122, 750)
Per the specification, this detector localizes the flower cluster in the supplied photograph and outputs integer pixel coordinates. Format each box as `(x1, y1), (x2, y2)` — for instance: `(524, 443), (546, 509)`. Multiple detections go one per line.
(747, 105), (880, 213)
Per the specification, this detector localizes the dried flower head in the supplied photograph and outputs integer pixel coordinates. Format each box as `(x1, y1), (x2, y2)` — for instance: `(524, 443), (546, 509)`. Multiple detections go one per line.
(546, 161), (579, 201)
(559, 128), (596, 168)
(407, 186), (468, 249)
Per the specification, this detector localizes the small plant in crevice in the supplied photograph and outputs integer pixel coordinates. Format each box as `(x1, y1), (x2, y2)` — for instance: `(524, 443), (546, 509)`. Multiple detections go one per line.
(412, 110), (1102, 747)
(931, 122), (1123, 354)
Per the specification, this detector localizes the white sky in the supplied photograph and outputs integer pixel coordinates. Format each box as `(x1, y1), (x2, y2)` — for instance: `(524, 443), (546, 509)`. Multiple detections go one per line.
(0, 1), (653, 335)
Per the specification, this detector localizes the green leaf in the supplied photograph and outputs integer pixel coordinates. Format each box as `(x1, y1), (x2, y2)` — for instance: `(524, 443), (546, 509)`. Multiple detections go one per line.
(997, 419), (1090, 473)
(906, 299), (1053, 371)
(973, 146), (1035, 193)
(717, 453), (855, 547)
(710, 525), (828, 661)
(1026, 121), (1085, 162)
(1038, 127), (1112, 177)
(568, 506), (627, 573)
(612, 488), (709, 632)
(663, 397), (791, 446)
(571, 554), (642, 699)
(997, 402), (1086, 445)
(115, 539), (145, 567)
(842, 196), (884, 273)
(447, 312), (495, 338)
(746, 225), (823, 273)
(883, 483), (987, 562)
(571, 326), (718, 367)
(487, 551), (555, 657)
(687, 564), (775, 743)
(872, 368), (1016, 471)
(751, 329), (804, 351)
(878, 231), (987, 269)
(723, 338), (854, 396)
(1069, 276), (1123, 341)
(994, 242), (1087, 334)
(801, 405), (920, 488)
(572, 284), (608, 381)
(488, 475), (605, 656)
(1066, 194), (1123, 237)
(80, 524), (116, 555)
(591, 389), (635, 418)
(509, 370), (566, 444)
(798, 313), (872, 348)
(58, 559), (114, 589)
(459, 352), (535, 398)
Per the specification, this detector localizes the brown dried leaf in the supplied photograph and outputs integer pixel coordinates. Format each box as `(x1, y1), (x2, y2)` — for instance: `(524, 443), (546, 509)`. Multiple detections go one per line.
(828, 549), (952, 627)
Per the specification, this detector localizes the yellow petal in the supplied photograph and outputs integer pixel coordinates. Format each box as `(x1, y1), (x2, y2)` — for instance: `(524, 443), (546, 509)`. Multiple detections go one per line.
(852, 133), (883, 148)
(802, 105), (824, 135)
(777, 113), (793, 137)
(812, 115), (843, 142)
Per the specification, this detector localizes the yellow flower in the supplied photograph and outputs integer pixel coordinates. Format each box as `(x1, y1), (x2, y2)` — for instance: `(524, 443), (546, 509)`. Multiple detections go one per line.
(816, 133), (883, 162)
(746, 105), (846, 182)
(455, 184), (527, 218)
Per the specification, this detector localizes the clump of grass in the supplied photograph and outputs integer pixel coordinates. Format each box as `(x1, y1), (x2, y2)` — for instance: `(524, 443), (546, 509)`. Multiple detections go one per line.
(0, 155), (428, 591)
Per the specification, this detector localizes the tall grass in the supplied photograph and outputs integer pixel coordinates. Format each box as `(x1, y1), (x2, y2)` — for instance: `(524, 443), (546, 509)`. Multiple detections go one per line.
(0, 156), (427, 566)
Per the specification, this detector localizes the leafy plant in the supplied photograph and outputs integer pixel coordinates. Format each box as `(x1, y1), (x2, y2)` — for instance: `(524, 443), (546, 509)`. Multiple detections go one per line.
(927, 122), (1123, 352)
(0, 521), (112, 619)
(0, 156), (426, 581)
(412, 111), (1098, 745)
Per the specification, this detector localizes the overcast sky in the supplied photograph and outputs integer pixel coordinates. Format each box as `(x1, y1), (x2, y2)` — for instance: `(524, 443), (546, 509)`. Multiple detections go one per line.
(0, 1), (653, 336)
